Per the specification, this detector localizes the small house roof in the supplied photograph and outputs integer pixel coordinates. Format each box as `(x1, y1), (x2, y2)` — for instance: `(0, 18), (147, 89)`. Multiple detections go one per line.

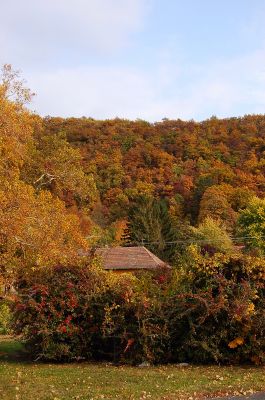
(95, 246), (169, 271)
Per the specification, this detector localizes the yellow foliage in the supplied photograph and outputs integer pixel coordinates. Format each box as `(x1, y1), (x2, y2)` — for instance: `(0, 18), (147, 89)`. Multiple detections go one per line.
(0, 65), (38, 180)
(0, 178), (87, 284)
(0, 66), (88, 287)
(228, 337), (244, 349)
(246, 302), (255, 315)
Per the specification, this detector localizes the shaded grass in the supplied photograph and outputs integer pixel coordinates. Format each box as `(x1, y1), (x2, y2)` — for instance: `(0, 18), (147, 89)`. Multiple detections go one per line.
(0, 337), (25, 359)
(0, 338), (264, 400)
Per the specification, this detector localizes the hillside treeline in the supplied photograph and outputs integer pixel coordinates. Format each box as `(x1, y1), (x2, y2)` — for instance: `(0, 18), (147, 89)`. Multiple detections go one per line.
(32, 113), (265, 254)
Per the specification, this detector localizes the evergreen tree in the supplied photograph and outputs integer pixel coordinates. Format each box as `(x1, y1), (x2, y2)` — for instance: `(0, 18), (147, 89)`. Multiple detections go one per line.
(123, 196), (177, 263)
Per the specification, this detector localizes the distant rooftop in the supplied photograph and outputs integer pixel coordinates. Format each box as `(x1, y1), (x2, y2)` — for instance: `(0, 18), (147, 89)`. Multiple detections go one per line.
(95, 246), (169, 271)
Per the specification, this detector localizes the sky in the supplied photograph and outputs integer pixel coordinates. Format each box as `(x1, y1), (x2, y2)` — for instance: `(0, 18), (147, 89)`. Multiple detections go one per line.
(1, 0), (265, 121)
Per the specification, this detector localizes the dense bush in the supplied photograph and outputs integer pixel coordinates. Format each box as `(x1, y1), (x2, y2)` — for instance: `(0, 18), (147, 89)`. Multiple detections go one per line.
(12, 261), (168, 363)
(168, 249), (265, 364)
(13, 256), (265, 365)
(167, 277), (264, 364)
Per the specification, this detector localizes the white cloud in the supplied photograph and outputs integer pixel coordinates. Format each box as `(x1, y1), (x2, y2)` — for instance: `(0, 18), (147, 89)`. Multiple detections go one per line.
(0, 0), (147, 66)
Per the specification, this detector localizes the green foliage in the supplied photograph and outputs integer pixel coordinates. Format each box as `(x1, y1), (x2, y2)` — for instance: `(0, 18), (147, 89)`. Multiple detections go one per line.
(167, 278), (265, 365)
(123, 196), (178, 262)
(237, 196), (265, 255)
(181, 245), (265, 286)
(229, 187), (254, 212)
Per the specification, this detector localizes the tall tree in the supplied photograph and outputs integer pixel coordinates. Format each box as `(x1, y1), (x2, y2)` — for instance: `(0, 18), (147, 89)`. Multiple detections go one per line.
(0, 66), (87, 289)
(123, 196), (178, 262)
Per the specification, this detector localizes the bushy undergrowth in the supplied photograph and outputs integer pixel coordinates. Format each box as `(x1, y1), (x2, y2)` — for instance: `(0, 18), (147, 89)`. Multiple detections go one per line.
(12, 254), (265, 365)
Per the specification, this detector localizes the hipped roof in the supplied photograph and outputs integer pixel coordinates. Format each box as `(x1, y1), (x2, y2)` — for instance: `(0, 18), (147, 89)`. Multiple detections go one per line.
(95, 246), (169, 270)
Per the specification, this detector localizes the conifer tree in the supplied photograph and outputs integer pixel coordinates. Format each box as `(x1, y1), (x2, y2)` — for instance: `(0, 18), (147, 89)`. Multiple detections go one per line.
(123, 196), (177, 262)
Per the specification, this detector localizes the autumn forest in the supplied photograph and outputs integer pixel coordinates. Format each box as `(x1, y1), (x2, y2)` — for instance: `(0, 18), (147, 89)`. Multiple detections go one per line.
(1, 65), (265, 277)
(1, 65), (265, 365)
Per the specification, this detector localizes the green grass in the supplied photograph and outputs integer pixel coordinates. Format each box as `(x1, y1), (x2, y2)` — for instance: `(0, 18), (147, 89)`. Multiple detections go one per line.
(0, 338), (264, 400)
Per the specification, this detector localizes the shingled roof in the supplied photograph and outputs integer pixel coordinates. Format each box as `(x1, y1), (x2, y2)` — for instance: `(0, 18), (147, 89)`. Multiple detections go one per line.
(95, 246), (169, 271)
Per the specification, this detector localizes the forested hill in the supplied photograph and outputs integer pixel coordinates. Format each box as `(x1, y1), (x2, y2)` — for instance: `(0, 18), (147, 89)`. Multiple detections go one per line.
(40, 115), (265, 232)
(1, 65), (265, 274)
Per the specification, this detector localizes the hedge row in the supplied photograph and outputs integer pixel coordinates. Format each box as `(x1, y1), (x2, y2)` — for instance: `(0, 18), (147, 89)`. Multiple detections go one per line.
(12, 255), (265, 364)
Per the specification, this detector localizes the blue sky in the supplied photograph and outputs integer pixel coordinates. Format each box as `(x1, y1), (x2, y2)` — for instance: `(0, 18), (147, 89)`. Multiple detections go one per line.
(1, 0), (265, 121)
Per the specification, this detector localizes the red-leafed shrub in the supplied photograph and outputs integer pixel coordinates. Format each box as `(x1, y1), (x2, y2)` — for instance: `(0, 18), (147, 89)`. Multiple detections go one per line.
(13, 261), (170, 363)
(13, 262), (108, 360)
(12, 255), (265, 365)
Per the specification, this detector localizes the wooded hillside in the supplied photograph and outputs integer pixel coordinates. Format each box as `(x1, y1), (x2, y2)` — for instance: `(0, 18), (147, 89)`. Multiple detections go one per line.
(1, 65), (265, 279)
(40, 115), (265, 230)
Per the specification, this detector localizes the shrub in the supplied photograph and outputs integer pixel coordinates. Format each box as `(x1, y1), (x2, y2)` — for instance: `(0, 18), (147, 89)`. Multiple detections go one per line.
(13, 262), (109, 360)
(12, 255), (265, 365)
(13, 261), (170, 363)
(167, 276), (265, 364)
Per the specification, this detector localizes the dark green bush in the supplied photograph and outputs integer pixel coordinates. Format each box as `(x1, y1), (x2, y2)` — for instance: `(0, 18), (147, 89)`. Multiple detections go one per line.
(167, 277), (265, 364)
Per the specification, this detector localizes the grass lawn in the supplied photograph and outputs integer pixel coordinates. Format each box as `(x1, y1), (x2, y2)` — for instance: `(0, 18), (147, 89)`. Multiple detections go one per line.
(0, 337), (264, 400)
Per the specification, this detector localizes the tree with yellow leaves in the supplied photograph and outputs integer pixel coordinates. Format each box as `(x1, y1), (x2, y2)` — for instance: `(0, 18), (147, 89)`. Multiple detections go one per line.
(0, 64), (37, 180)
(22, 131), (97, 208)
(0, 65), (88, 291)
